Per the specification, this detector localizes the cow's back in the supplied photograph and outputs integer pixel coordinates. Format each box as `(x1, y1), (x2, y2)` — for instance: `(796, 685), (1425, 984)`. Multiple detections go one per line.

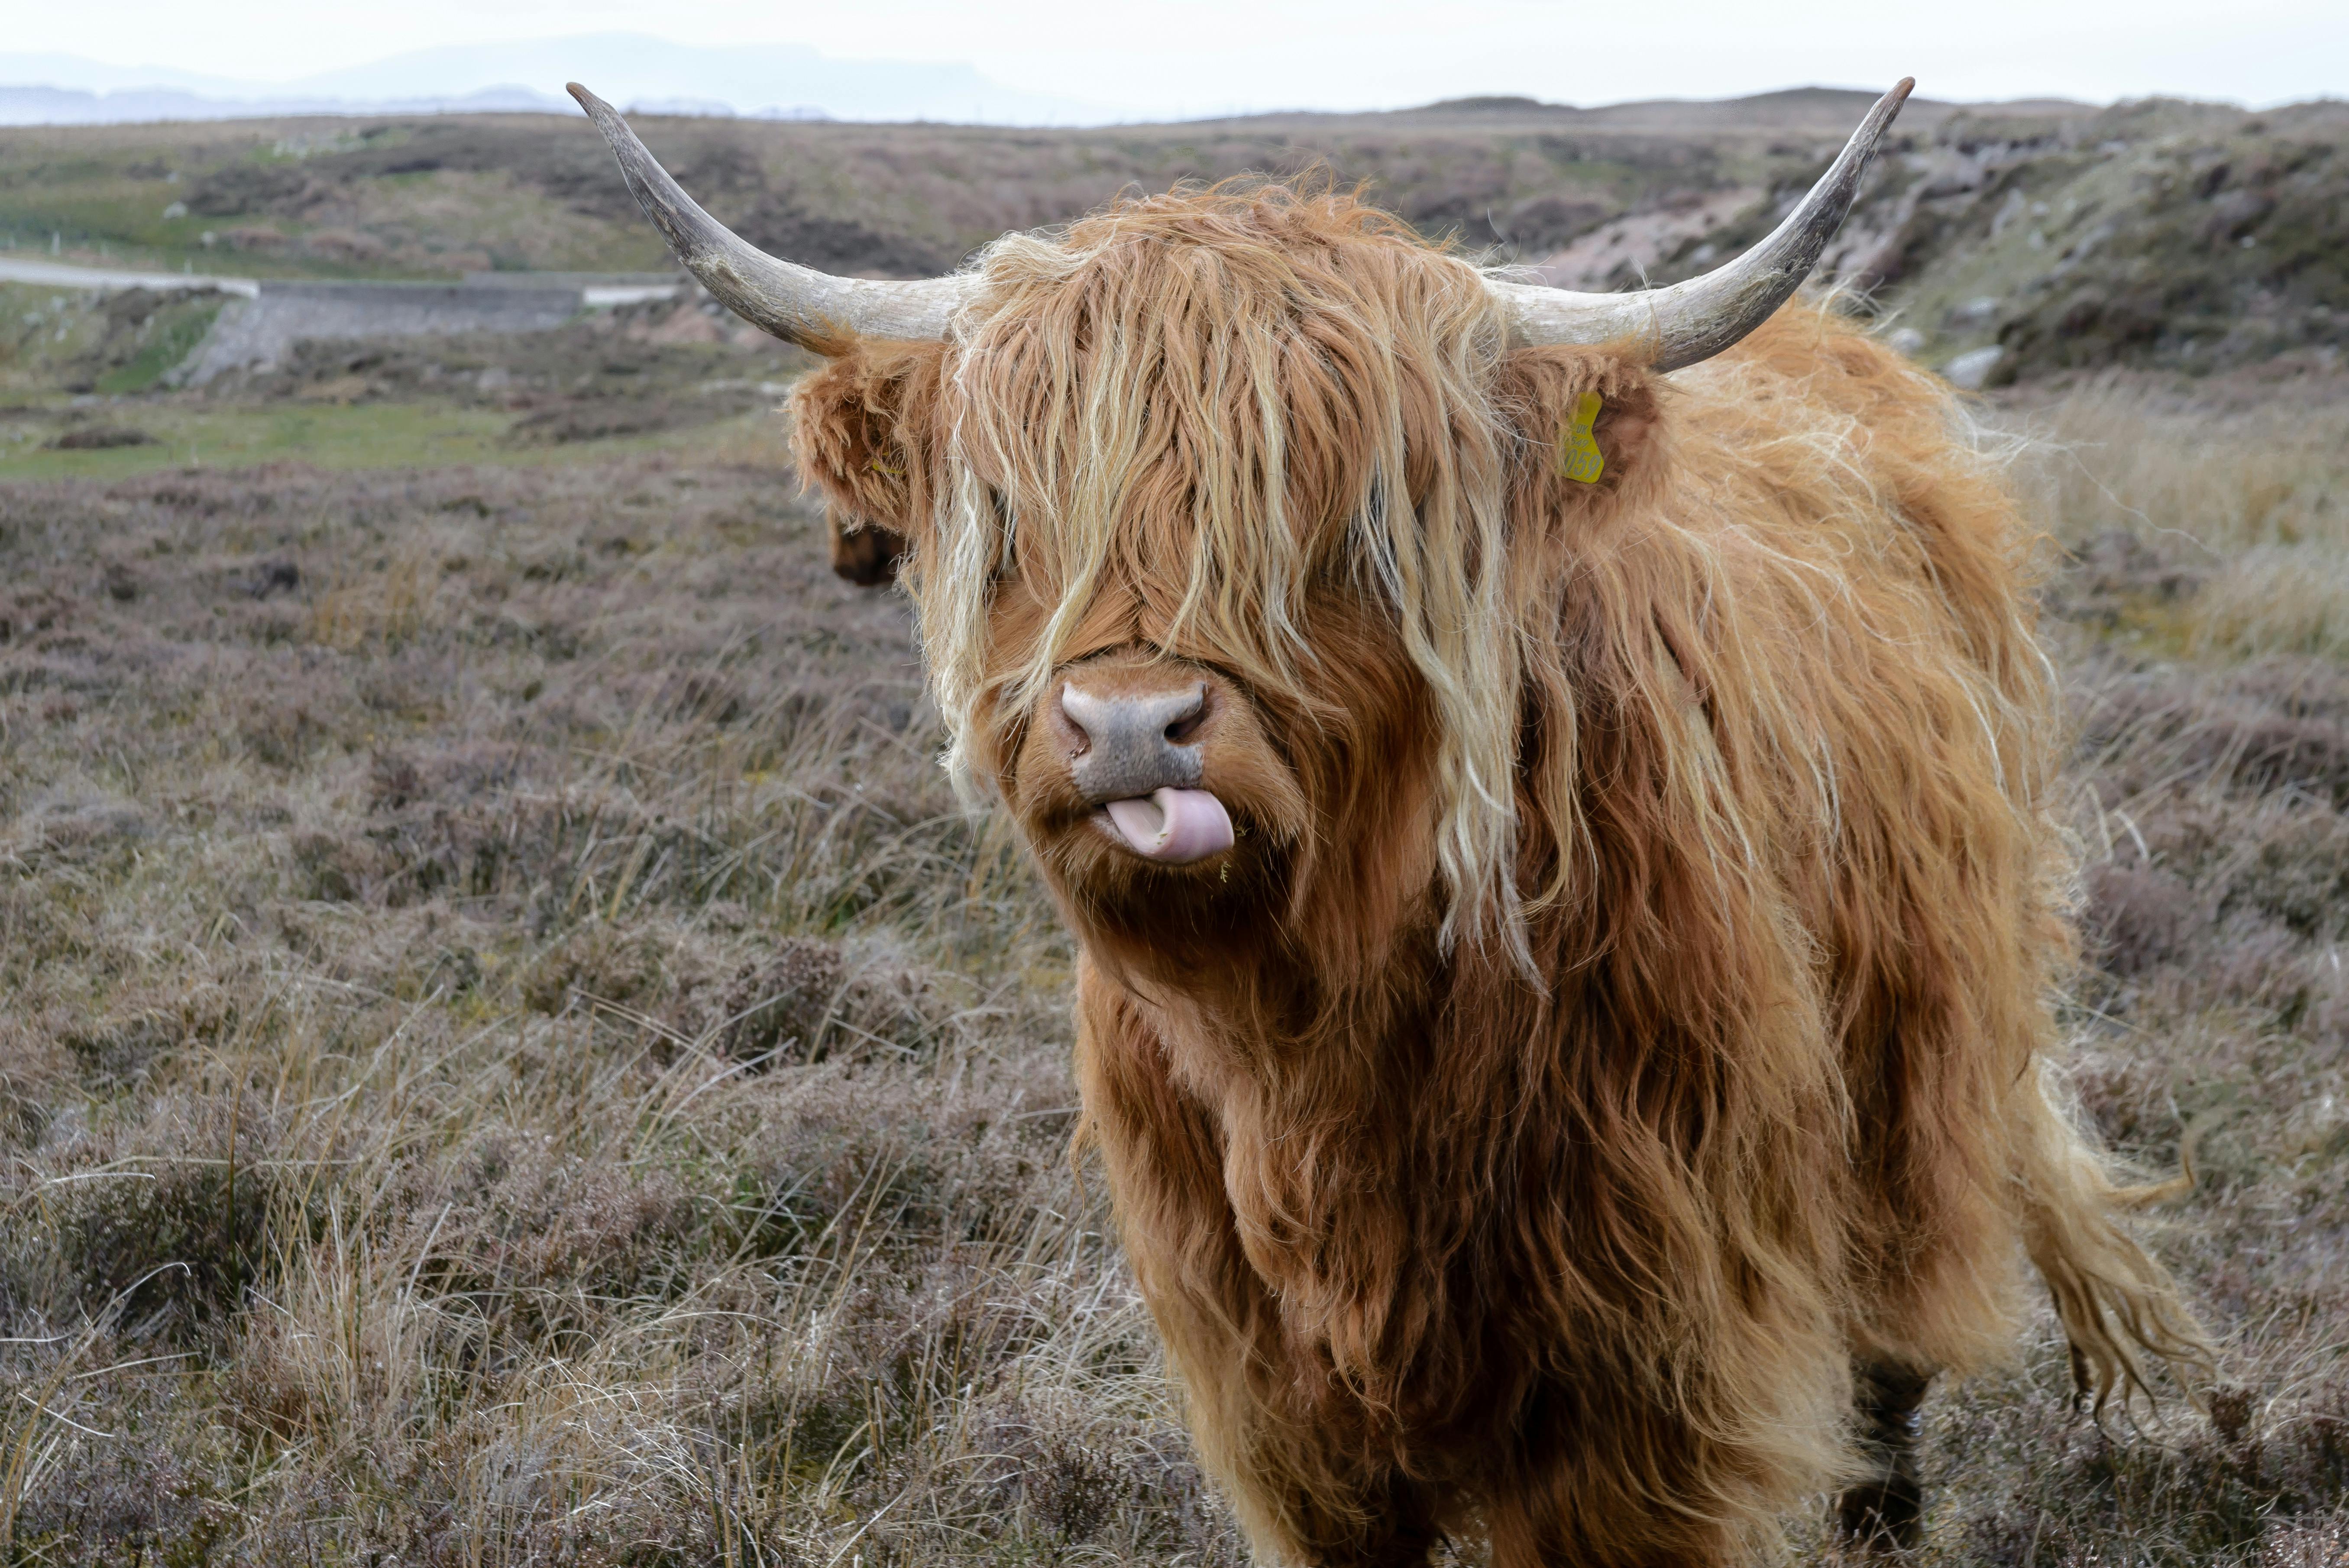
(1649, 307), (2071, 1372)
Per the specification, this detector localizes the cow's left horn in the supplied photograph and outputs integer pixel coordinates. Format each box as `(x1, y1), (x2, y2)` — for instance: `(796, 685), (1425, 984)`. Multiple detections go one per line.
(1489, 78), (1913, 371)
(568, 83), (969, 349)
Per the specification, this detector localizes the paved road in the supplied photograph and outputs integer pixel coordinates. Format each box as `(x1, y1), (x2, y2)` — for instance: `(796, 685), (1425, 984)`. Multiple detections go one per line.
(0, 257), (260, 297)
(181, 280), (592, 384)
(1, 257), (687, 385)
(0, 258), (682, 309)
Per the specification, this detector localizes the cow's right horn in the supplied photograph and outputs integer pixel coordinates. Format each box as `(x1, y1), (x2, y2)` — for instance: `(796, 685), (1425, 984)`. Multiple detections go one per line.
(1489, 79), (1913, 371)
(569, 83), (969, 349)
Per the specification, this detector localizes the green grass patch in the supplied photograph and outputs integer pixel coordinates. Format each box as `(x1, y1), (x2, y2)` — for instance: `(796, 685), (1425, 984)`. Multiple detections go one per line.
(0, 399), (792, 481)
(1, 401), (517, 480)
(93, 299), (222, 394)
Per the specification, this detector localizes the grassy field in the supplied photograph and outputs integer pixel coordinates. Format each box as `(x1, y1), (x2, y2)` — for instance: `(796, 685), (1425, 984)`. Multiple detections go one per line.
(0, 401), (813, 483)
(3, 346), (2349, 1568)
(1, 284), (814, 482)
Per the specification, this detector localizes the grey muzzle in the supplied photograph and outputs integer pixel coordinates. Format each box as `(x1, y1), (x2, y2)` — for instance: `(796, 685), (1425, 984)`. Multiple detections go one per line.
(1061, 681), (1207, 803)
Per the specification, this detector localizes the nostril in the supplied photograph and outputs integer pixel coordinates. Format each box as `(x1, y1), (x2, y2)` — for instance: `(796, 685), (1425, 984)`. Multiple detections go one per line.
(1058, 682), (1094, 753)
(1162, 686), (1209, 745)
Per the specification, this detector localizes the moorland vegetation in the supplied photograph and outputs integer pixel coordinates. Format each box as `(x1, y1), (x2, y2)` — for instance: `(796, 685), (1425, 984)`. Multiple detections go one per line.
(2, 89), (2348, 1566)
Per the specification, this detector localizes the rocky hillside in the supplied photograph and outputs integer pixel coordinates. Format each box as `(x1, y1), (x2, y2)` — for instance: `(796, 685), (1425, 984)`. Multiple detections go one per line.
(1641, 97), (2349, 383)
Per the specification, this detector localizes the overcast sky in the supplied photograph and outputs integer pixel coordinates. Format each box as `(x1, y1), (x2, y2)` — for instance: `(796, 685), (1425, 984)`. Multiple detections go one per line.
(11, 0), (2346, 117)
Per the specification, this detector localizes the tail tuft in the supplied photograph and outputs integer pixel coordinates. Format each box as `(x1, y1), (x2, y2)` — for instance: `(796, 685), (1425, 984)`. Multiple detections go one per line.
(2022, 1109), (2216, 1416)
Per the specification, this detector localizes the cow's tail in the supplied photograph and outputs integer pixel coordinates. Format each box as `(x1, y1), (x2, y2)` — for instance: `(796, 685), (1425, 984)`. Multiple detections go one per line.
(2016, 1073), (2216, 1416)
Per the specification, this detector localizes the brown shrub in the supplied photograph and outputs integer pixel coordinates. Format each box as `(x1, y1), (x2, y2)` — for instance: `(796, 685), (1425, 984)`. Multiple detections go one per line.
(49, 1094), (286, 1335)
(47, 427), (157, 451)
(2229, 814), (2349, 939)
(289, 828), (376, 902)
(518, 924), (667, 1014)
(2084, 862), (2197, 976)
(711, 937), (955, 1064)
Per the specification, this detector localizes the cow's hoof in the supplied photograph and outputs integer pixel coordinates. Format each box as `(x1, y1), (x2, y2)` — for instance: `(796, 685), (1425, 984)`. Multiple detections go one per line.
(1835, 1467), (1924, 1551)
(1837, 1360), (1932, 1552)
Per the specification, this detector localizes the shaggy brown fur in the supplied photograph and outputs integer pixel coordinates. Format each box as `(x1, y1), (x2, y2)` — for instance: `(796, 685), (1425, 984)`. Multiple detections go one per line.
(787, 183), (2208, 1567)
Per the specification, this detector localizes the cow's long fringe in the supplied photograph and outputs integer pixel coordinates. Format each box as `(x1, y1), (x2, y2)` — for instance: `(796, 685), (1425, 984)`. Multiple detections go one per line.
(788, 182), (2212, 1567)
(934, 182), (1530, 957)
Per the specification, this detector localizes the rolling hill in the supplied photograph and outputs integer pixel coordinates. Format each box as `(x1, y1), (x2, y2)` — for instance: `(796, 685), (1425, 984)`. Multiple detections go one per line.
(0, 87), (2342, 385)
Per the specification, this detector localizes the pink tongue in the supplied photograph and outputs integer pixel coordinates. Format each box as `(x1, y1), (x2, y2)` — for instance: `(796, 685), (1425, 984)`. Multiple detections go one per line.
(1103, 789), (1235, 864)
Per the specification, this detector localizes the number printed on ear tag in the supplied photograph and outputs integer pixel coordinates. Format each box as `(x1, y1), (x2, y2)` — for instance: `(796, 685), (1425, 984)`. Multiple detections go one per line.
(1558, 390), (1604, 484)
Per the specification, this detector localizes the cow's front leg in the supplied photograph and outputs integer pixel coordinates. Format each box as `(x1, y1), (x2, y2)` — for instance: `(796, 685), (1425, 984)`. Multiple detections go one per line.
(1835, 1361), (1934, 1550)
(1074, 964), (1444, 1567)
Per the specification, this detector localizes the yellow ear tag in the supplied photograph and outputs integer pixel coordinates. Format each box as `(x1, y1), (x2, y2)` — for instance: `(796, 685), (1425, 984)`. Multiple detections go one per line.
(1558, 390), (1605, 484)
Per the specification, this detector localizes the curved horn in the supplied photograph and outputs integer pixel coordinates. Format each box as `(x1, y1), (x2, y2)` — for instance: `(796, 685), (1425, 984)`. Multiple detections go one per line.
(567, 83), (971, 349)
(1490, 78), (1913, 371)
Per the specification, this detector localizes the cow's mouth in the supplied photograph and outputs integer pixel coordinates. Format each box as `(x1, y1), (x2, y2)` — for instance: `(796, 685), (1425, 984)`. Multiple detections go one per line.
(1096, 788), (1234, 864)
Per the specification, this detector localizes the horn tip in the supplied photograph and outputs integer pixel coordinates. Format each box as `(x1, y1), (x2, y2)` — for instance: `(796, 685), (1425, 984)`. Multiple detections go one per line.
(566, 82), (605, 114)
(1863, 78), (1915, 139)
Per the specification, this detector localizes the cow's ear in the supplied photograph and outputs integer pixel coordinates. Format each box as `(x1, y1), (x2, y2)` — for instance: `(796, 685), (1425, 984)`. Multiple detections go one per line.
(828, 516), (908, 586)
(1496, 347), (1667, 525)
(789, 341), (948, 585)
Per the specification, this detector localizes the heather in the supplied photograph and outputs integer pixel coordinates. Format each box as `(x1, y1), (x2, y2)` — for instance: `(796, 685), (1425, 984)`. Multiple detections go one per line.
(3, 369), (2348, 1562)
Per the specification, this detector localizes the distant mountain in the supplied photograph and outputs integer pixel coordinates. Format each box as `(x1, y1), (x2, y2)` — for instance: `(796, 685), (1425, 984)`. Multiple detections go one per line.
(0, 36), (1110, 127)
(0, 51), (257, 98)
(0, 83), (569, 126)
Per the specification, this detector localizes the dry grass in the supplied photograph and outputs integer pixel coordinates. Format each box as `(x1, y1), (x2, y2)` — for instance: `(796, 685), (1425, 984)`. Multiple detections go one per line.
(2016, 376), (2349, 661)
(2, 371), (2348, 1564)
(0, 459), (1231, 1564)
(2017, 377), (2349, 554)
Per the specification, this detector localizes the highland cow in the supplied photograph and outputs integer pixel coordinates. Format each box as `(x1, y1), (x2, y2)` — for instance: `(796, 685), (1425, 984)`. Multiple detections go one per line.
(574, 80), (2209, 1567)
